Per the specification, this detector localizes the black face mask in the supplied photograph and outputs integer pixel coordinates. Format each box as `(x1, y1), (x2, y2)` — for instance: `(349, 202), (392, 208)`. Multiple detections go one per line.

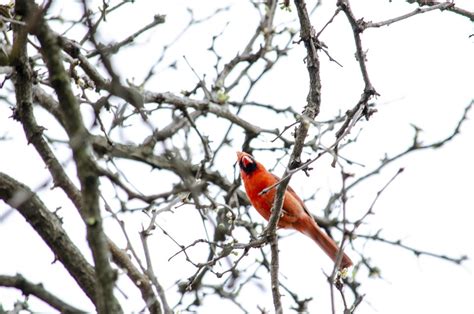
(239, 155), (257, 174)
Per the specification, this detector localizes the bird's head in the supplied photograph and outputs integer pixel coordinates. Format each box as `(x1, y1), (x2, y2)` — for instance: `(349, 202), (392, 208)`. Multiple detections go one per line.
(236, 151), (258, 175)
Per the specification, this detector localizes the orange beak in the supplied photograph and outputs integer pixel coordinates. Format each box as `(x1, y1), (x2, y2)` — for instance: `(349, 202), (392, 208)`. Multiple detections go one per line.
(236, 151), (244, 161)
(236, 151), (254, 169)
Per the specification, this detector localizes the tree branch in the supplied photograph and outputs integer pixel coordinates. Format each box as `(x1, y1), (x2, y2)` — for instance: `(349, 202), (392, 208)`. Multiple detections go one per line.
(364, 2), (454, 29)
(0, 274), (86, 313)
(0, 173), (97, 305)
(356, 232), (468, 264)
(18, 68), (163, 314)
(17, 1), (122, 312)
(337, 0), (376, 94)
(407, 0), (474, 21)
(262, 0), (324, 312)
(87, 14), (166, 58)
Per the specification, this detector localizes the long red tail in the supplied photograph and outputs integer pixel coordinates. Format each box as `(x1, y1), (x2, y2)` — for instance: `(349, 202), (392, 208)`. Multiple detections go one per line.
(297, 216), (353, 269)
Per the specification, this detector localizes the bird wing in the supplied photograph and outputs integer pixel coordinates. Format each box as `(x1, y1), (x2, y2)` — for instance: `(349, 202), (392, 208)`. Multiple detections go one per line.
(270, 173), (314, 219)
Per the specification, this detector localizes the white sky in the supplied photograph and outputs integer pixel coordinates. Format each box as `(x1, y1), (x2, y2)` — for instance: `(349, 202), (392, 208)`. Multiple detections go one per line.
(1, 0), (473, 313)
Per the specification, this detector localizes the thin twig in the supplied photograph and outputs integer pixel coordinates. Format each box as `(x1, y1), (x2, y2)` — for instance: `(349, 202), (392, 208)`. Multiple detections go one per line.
(87, 14), (165, 58)
(357, 232), (468, 264)
(352, 168), (405, 231)
(364, 2), (454, 29)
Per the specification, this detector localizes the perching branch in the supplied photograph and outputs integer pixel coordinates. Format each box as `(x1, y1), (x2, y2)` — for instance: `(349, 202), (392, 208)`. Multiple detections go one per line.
(262, 0), (324, 312)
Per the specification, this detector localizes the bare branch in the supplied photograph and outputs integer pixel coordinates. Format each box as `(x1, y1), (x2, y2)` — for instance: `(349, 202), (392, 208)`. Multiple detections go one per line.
(364, 2), (454, 29)
(0, 274), (86, 313)
(406, 0), (474, 21)
(18, 1), (122, 311)
(356, 232), (468, 264)
(0, 173), (98, 304)
(87, 14), (166, 58)
(337, 0), (376, 94)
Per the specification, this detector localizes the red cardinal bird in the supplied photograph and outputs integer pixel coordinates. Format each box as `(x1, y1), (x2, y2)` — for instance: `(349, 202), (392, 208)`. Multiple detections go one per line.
(237, 151), (353, 269)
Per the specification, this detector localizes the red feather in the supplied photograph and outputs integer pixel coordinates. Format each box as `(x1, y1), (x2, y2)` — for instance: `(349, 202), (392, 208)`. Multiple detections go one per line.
(237, 151), (353, 269)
